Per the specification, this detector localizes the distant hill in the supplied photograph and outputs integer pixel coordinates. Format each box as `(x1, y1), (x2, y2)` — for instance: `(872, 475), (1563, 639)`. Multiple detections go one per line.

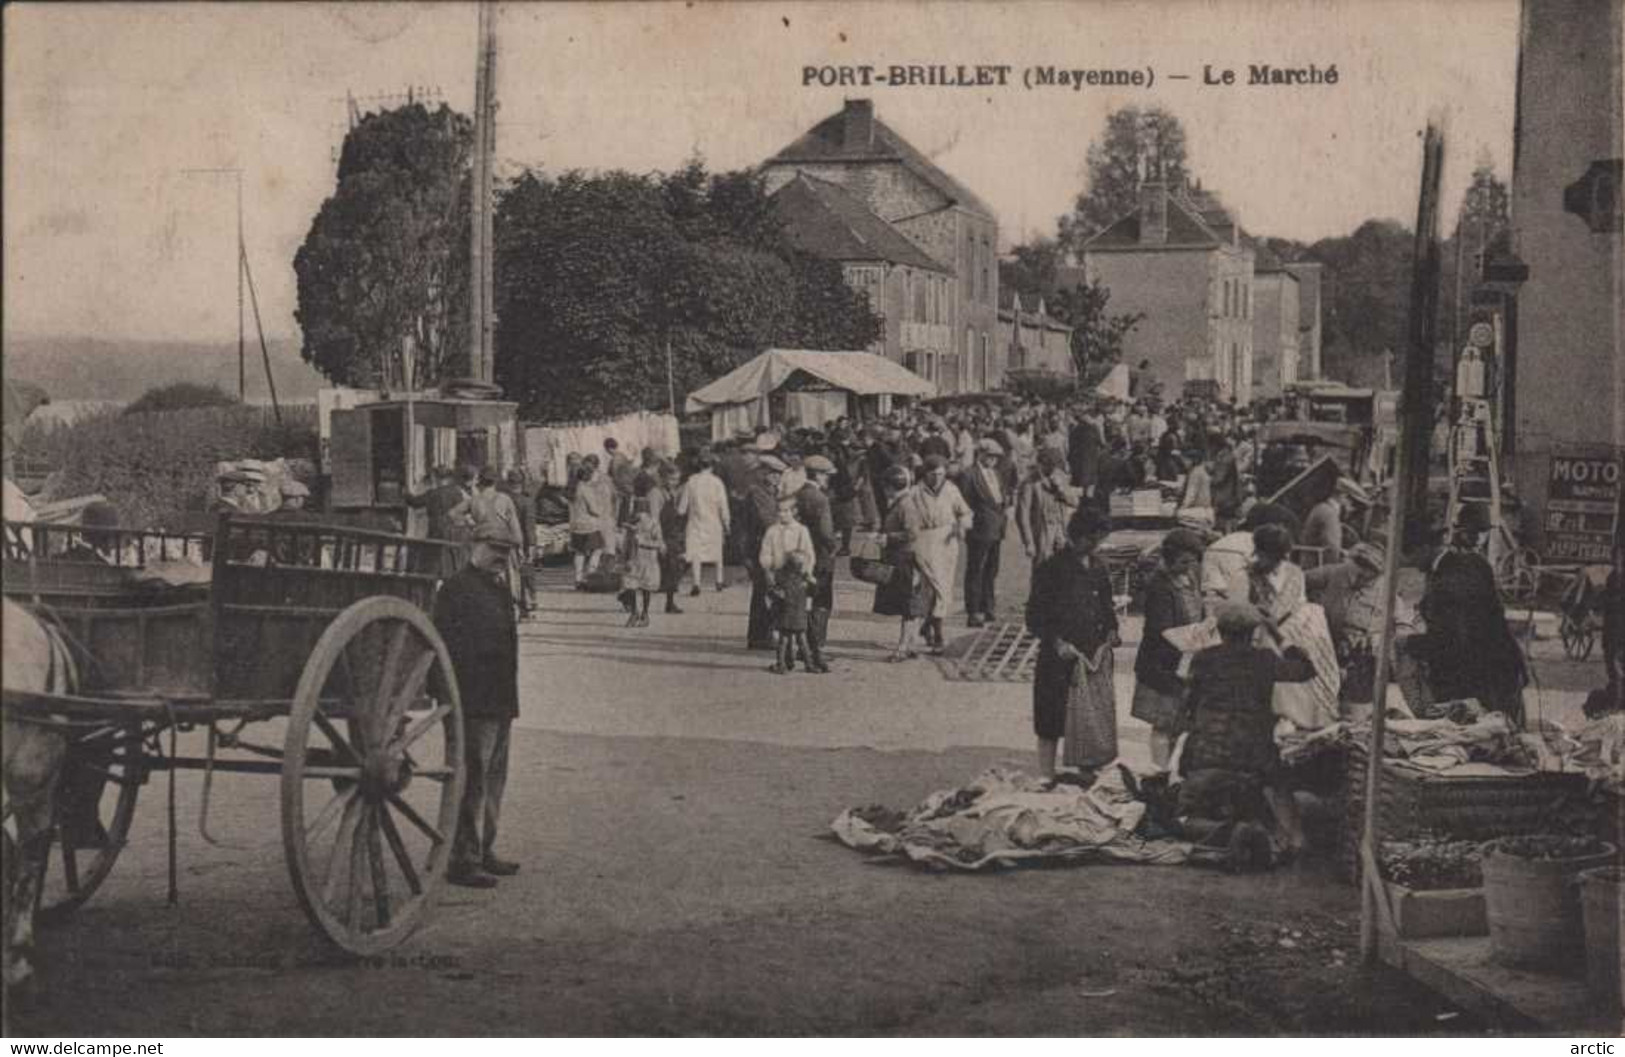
(1, 334), (328, 404)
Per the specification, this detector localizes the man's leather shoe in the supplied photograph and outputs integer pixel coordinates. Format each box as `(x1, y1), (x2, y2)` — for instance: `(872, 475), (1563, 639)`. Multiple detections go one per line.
(482, 855), (521, 877)
(447, 864), (498, 888)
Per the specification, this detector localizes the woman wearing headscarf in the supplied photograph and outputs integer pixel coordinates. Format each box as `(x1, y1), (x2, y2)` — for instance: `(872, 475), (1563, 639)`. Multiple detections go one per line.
(1132, 528), (1206, 772)
(1420, 506), (1528, 723)
(1025, 506), (1119, 778)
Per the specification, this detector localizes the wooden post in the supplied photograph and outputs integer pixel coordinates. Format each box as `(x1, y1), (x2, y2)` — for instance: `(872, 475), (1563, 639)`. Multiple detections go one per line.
(1361, 120), (1446, 967)
(1399, 127), (1447, 552)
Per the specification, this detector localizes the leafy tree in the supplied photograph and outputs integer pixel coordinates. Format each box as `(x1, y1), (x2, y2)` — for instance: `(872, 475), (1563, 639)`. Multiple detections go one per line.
(1059, 106), (1191, 254)
(124, 382), (239, 416)
(493, 166), (880, 421)
(293, 103), (472, 389)
(1306, 219), (1415, 386)
(1049, 276), (1144, 377)
(998, 236), (1065, 300)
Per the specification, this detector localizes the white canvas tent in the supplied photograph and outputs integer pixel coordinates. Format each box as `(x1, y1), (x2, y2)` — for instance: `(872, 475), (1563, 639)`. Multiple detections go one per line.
(1094, 362), (1131, 401)
(685, 349), (936, 440)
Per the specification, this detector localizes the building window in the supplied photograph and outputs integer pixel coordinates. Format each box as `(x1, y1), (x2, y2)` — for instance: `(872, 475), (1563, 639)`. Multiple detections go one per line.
(964, 231), (975, 299)
(980, 331), (990, 388)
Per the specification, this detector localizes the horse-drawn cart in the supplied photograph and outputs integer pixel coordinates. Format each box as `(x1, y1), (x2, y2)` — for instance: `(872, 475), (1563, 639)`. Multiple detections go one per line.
(2, 516), (465, 955)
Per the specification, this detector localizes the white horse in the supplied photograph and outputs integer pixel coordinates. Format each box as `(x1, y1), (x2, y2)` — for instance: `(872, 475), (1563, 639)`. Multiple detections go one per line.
(2, 597), (79, 993)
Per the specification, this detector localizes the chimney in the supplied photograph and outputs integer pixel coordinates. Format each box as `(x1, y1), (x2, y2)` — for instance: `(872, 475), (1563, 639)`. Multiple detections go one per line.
(842, 99), (875, 150)
(1139, 181), (1167, 245)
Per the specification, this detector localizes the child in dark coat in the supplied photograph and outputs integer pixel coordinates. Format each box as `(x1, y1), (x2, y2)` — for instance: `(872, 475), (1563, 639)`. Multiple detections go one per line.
(769, 552), (819, 674)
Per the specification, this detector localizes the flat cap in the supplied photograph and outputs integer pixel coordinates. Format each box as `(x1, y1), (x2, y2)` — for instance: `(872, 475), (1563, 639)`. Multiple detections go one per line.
(757, 454), (788, 473)
(1349, 542), (1384, 573)
(754, 431), (781, 452)
(802, 454), (836, 475)
(976, 438), (1005, 456)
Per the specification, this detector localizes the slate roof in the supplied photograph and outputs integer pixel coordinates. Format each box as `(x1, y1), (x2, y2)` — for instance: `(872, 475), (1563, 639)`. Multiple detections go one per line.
(767, 107), (997, 221)
(769, 173), (948, 272)
(1082, 188), (1227, 251)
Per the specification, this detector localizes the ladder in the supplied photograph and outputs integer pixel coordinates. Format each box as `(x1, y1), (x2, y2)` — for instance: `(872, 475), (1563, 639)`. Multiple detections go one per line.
(1446, 387), (1510, 572)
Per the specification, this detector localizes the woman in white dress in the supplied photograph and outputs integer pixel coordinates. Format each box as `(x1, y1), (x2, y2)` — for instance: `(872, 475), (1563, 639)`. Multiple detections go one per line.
(677, 454), (730, 595)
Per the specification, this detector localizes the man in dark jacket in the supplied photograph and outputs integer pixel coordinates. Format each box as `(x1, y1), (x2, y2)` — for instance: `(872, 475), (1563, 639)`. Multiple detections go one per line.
(434, 524), (522, 888)
(796, 455), (839, 670)
(742, 454), (786, 649)
(959, 438), (1010, 627)
(1068, 413), (1104, 498)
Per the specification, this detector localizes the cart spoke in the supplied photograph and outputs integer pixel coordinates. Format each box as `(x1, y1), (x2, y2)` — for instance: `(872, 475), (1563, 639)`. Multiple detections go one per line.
(386, 650), (437, 731)
(409, 766), (455, 782)
(389, 703), (451, 755)
(312, 712), (363, 767)
(344, 813), (368, 928)
(59, 836), (81, 894)
(300, 766), (363, 780)
(376, 803), (422, 896)
(305, 785), (358, 841)
(367, 809), (391, 930)
(321, 795), (364, 910)
(374, 623), (411, 715)
(385, 791), (444, 845)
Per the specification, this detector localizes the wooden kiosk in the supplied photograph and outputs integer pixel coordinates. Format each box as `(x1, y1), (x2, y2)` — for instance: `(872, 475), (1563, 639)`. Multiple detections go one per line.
(327, 394), (519, 535)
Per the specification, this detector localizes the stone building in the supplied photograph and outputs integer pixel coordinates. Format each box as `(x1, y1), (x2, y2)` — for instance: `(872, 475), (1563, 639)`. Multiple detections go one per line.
(762, 99), (1000, 393)
(997, 291), (1075, 377)
(1284, 262), (1324, 381)
(1080, 182), (1256, 403)
(1500, 0), (1623, 555)
(1250, 244), (1301, 399)
(768, 173), (955, 389)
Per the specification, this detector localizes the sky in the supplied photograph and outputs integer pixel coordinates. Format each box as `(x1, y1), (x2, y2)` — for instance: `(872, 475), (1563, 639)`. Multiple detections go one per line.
(3, 0), (1520, 345)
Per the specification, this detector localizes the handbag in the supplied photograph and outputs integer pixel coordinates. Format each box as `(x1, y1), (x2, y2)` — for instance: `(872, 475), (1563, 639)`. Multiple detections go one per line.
(848, 529), (896, 586)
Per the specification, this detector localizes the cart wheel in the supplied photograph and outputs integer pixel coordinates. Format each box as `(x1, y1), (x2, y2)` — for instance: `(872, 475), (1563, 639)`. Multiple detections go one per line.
(282, 596), (464, 956)
(37, 723), (144, 924)
(1560, 614), (1596, 661)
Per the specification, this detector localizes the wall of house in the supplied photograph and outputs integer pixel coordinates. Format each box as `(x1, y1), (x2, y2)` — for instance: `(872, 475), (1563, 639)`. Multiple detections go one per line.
(1284, 262), (1324, 380)
(1085, 248), (1214, 402)
(1209, 246), (1256, 404)
(765, 159), (999, 393)
(1250, 273), (1300, 399)
(1508, 0), (1624, 549)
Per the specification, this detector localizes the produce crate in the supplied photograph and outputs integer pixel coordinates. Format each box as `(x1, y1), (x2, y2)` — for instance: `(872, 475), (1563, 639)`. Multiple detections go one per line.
(1340, 747), (1588, 883)
(1384, 882), (1488, 940)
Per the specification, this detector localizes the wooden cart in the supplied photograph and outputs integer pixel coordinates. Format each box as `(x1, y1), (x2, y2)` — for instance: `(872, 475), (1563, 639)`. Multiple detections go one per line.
(2, 516), (466, 955)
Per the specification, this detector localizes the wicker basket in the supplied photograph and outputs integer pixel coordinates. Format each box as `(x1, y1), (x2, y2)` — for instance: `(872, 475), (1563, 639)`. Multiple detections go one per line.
(1340, 746), (1588, 883)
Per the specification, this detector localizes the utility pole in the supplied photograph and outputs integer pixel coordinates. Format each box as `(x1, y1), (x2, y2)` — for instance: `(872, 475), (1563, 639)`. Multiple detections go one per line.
(1399, 126), (1446, 552)
(468, 2), (497, 383)
(1360, 118), (1445, 969)
(182, 167), (245, 400)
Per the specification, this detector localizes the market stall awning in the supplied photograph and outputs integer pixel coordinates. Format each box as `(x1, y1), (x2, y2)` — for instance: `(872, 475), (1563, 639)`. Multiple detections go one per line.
(684, 349), (935, 413)
(3, 380), (50, 461)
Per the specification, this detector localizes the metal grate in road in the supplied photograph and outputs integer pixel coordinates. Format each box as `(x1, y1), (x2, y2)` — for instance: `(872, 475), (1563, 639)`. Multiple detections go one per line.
(951, 621), (1039, 682)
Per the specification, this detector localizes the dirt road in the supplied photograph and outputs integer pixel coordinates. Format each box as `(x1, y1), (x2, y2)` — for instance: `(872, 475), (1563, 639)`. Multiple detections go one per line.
(13, 544), (1563, 1035)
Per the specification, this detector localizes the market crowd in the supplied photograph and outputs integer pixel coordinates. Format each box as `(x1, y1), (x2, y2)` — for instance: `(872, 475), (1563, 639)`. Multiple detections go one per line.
(415, 381), (1609, 881)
